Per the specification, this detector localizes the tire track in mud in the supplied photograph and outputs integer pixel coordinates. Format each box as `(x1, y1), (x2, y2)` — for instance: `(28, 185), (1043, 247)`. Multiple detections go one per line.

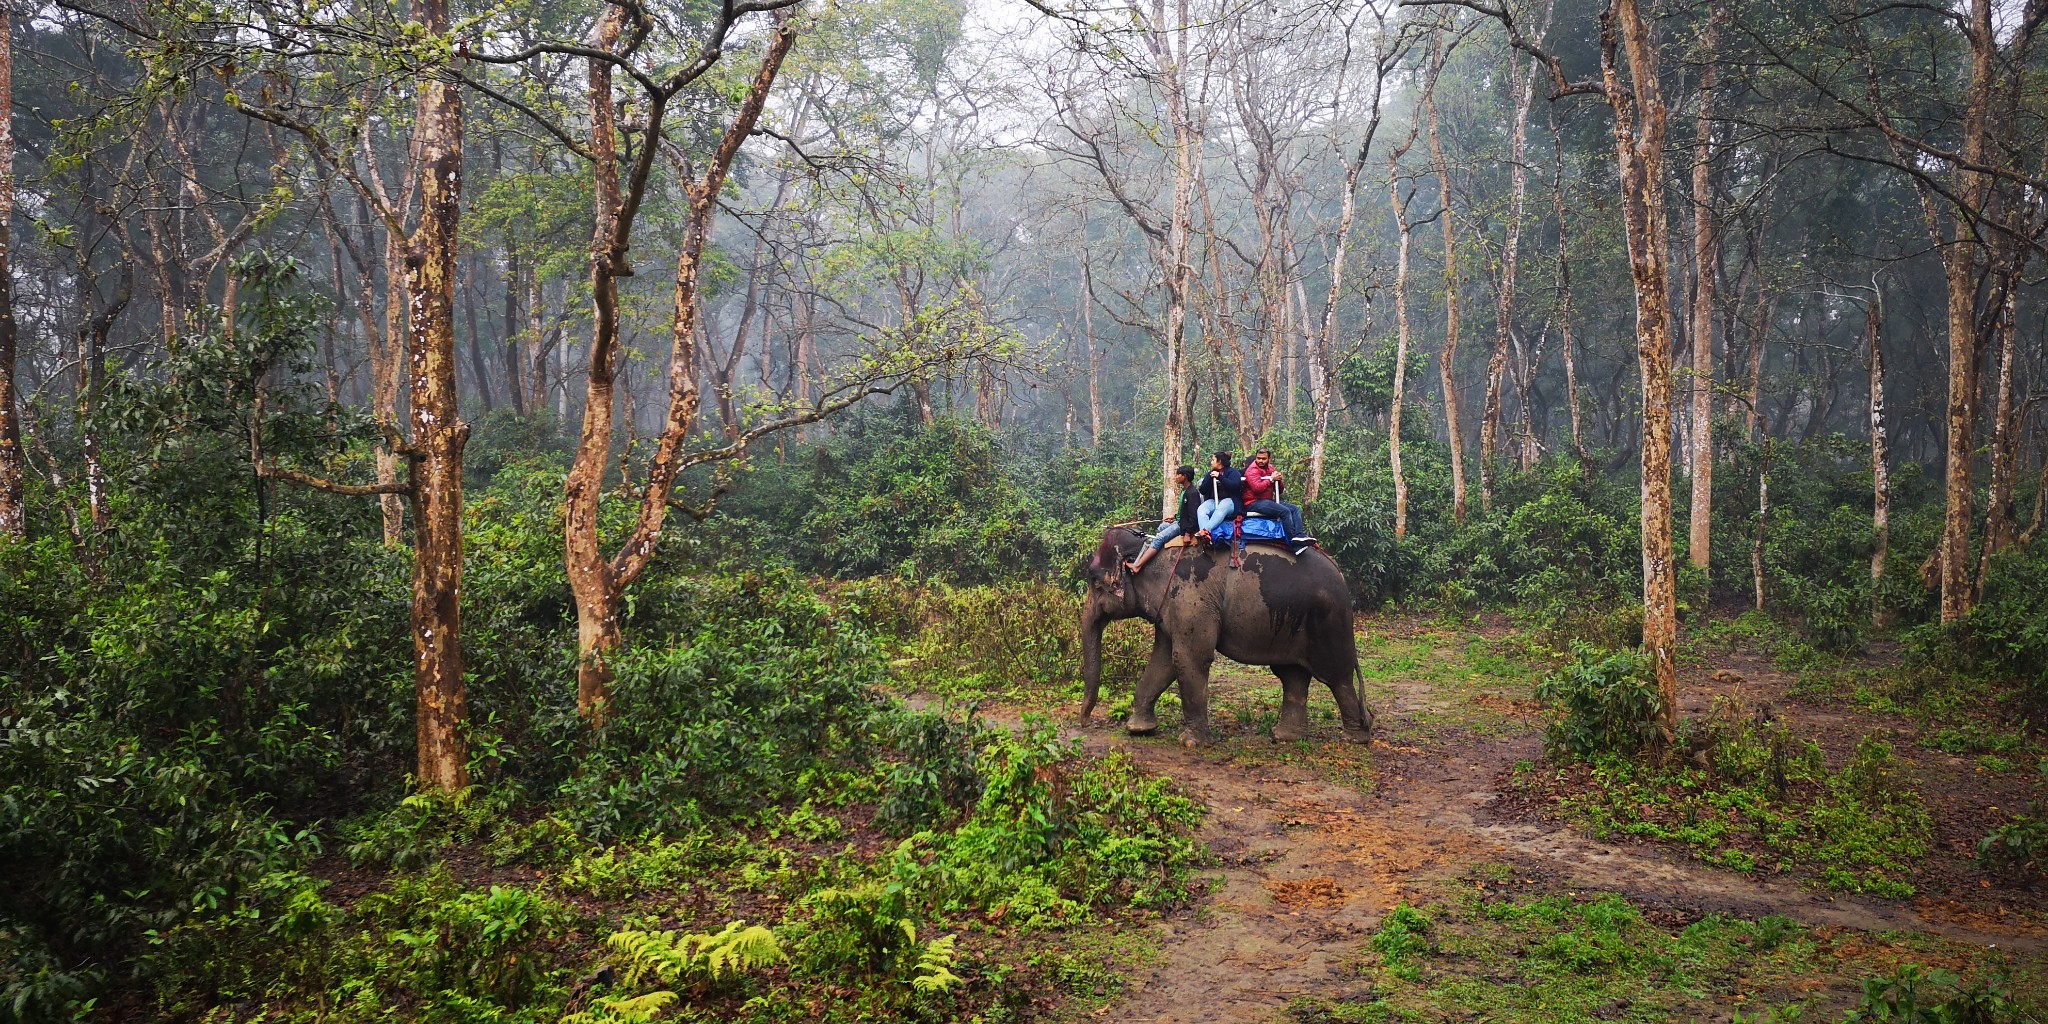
(966, 671), (2045, 1024)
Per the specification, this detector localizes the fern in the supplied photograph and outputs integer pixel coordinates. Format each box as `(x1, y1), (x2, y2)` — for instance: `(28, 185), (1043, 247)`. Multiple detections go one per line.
(605, 921), (784, 988)
(561, 990), (678, 1024)
(697, 922), (784, 980)
(570, 923), (784, 1023)
(910, 932), (964, 993)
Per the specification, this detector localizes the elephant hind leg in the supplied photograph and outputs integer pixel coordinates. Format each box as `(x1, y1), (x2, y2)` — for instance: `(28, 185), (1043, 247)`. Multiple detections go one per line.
(1272, 665), (1313, 743)
(1317, 663), (1374, 743)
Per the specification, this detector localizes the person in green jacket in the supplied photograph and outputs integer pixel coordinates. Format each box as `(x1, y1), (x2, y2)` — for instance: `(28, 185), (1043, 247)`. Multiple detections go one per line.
(1125, 465), (1198, 574)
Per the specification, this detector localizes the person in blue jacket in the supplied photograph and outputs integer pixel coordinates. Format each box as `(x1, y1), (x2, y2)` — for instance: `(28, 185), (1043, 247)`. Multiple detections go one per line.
(1196, 451), (1242, 541)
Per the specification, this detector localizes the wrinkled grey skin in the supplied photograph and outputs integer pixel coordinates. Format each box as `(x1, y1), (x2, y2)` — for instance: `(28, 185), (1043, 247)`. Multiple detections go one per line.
(1079, 526), (1374, 747)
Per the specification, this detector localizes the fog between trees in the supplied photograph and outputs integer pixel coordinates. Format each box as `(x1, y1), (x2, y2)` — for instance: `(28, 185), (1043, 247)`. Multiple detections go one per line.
(2, 0), (2043, 773)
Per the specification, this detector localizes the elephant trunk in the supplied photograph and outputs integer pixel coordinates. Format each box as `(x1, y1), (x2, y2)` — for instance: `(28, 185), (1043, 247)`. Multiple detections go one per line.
(1079, 599), (1107, 720)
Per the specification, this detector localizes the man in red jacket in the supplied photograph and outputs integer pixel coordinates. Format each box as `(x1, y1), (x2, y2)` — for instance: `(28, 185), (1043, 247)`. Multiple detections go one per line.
(1242, 449), (1312, 555)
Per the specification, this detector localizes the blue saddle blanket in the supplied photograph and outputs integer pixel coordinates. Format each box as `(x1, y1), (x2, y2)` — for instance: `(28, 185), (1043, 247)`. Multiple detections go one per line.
(1211, 516), (1288, 545)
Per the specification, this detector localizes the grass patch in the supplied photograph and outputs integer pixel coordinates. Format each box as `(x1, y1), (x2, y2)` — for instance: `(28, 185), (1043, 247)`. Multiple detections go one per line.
(1519, 700), (1932, 898)
(1288, 883), (2047, 1024)
(1357, 627), (1547, 740)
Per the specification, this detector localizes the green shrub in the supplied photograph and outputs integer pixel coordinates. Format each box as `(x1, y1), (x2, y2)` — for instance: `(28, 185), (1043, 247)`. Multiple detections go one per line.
(343, 787), (517, 869)
(1975, 762), (2048, 880)
(1975, 811), (2048, 881)
(876, 720), (1206, 930)
(875, 709), (988, 835)
(714, 412), (1072, 584)
(1940, 550), (2048, 703)
(558, 573), (887, 841)
(844, 578), (1150, 703)
(1535, 644), (1663, 759)
(1846, 963), (2025, 1023)
(149, 867), (577, 1022)
(1534, 695), (1929, 895)
(0, 689), (322, 1021)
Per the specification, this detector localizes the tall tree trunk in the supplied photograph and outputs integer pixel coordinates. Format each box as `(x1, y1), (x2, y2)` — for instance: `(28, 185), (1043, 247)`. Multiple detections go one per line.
(503, 249), (526, 415)
(526, 267), (548, 413)
(404, 0), (469, 792)
(1744, 289), (1770, 438)
(1196, 167), (1255, 450)
(1308, 30), (1400, 500)
(1551, 112), (1589, 480)
(1686, 1), (1722, 572)
(463, 261), (496, 411)
(1933, 0), (1998, 623)
(795, 291), (816, 406)
(1389, 171), (1416, 540)
(377, 227), (408, 547)
(76, 261), (131, 533)
(1976, 280), (2021, 595)
(1602, 0), (1680, 744)
(567, 4), (630, 720)
(1867, 293), (1891, 626)
(1424, 63), (1467, 522)
(0, 6), (21, 542)
(322, 233), (347, 408)
(1151, 0), (1198, 518)
(1753, 442), (1769, 610)
(1288, 276), (1304, 424)
(1081, 244), (1103, 444)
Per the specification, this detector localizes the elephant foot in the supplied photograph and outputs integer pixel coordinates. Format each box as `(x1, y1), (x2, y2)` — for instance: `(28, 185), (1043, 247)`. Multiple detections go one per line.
(1124, 712), (1159, 735)
(1178, 727), (1216, 748)
(1342, 712), (1375, 744)
(1271, 723), (1307, 743)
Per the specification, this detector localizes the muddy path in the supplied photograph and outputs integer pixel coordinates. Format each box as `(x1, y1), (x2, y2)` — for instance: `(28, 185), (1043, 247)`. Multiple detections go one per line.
(939, 654), (2047, 1024)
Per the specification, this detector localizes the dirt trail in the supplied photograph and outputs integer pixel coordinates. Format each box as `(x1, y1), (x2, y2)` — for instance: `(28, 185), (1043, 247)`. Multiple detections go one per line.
(990, 668), (2046, 1024)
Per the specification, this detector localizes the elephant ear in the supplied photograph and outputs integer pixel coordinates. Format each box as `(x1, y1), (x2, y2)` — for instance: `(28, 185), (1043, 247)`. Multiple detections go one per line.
(1094, 553), (1122, 598)
(1091, 546), (1128, 599)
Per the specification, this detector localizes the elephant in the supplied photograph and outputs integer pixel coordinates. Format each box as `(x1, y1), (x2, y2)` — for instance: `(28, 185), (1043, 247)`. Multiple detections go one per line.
(1079, 525), (1374, 746)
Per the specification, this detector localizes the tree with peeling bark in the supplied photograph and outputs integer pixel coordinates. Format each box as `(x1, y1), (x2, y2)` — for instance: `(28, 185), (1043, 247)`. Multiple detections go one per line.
(1684, 0), (1723, 573)
(561, 6), (810, 717)
(1409, 0), (1686, 744)
(1864, 283), (1891, 625)
(1385, 79), (1433, 542)
(91, 0), (478, 789)
(1038, 0), (1205, 519)
(1740, 0), (2048, 620)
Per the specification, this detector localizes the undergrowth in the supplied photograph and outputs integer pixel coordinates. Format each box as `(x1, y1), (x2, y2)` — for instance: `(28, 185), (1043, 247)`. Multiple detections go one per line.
(132, 716), (1204, 1023)
(1521, 696), (1932, 897)
(1287, 883), (2043, 1024)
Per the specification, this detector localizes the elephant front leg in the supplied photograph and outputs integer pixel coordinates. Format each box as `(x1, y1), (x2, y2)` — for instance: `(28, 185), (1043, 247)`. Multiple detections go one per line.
(1272, 666), (1313, 743)
(1124, 635), (1178, 735)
